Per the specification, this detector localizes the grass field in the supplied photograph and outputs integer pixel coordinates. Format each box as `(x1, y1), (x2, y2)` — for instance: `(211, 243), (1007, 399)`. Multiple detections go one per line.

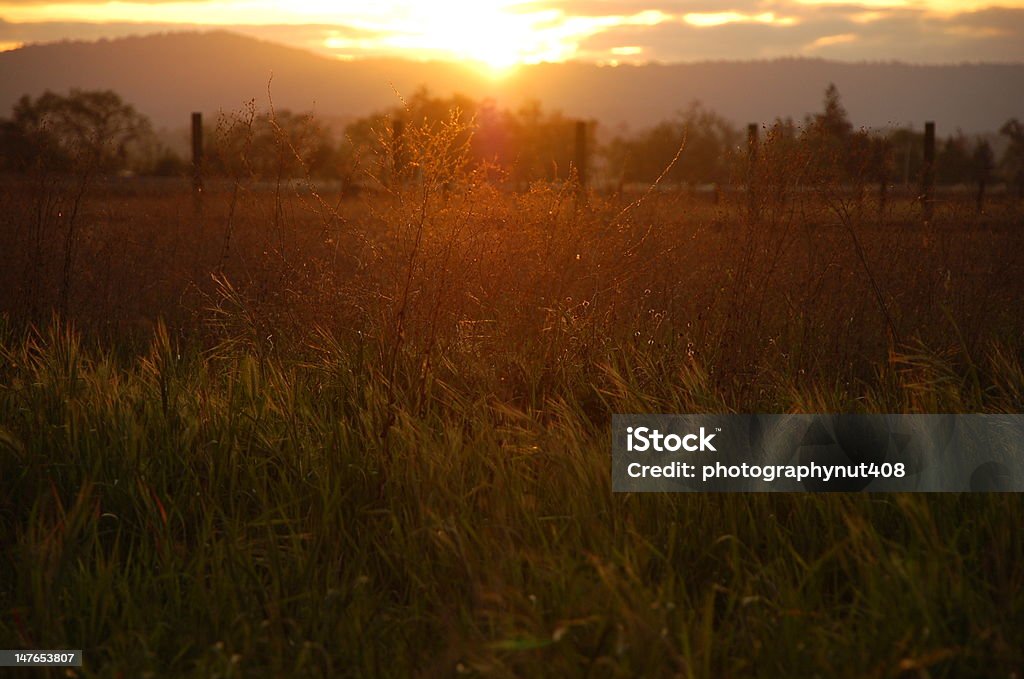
(2, 150), (1024, 676)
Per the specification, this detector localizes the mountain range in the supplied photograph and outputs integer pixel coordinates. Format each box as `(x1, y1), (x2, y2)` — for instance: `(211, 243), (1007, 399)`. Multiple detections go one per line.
(1, 30), (1021, 134)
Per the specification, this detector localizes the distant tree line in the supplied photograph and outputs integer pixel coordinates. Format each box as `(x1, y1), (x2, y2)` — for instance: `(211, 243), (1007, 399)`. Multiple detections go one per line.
(0, 90), (154, 174)
(1, 86), (1023, 196)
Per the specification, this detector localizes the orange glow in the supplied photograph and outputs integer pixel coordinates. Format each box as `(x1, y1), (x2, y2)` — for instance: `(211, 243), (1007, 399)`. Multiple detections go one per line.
(0, 0), (1020, 66)
(0, 0), (678, 71)
(806, 33), (858, 50)
(793, 0), (1020, 12)
(683, 11), (799, 27)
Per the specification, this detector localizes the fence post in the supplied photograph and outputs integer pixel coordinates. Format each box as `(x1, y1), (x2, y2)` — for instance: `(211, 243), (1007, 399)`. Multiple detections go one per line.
(878, 172), (887, 218)
(976, 169), (987, 214)
(974, 141), (993, 213)
(191, 113), (203, 185)
(875, 138), (888, 219)
(747, 123), (759, 221)
(922, 121), (935, 223)
(574, 120), (588, 190)
(191, 112), (203, 209)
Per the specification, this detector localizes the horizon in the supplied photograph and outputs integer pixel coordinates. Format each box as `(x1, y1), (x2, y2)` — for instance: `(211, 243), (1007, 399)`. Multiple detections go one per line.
(5, 28), (1024, 68)
(2, 28), (1021, 136)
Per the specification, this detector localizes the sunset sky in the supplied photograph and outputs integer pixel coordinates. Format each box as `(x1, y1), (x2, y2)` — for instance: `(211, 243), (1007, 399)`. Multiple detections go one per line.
(1, 0), (1022, 68)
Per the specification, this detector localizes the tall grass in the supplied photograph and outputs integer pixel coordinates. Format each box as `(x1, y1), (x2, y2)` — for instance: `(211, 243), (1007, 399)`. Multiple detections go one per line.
(1, 110), (1023, 676)
(1, 317), (1023, 676)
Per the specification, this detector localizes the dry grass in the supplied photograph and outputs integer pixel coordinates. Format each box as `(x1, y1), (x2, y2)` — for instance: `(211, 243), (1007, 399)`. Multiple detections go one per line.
(1, 116), (1024, 676)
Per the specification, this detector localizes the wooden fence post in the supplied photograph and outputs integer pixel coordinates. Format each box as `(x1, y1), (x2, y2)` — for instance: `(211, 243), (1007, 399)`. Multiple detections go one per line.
(747, 123), (759, 221)
(974, 141), (993, 213)
(878, 171), (887, 218)
(977, 168), (987, 214)
(922, 121), (935, 223)
(191, 112), (203, 209)
(876, 138), (888, 219)
(574, 120), (588, 189)
(191, 111), (202, 195)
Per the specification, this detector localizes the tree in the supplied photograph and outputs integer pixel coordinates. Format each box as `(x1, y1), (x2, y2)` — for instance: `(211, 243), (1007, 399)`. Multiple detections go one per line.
(344, 90), (597, 187)
(973, 140), (995, 211)
(341, 88), (478, 182)
(973, 141), (995, 183)
(210, 105), (339, 180)
(785, 84), (895, 221)
(603, 101), (738, 187)
(0, 89), (152, 173)
(885, 127), (924, 187)
(675, 102), (740, 185)
(758, 116), (807, 201)
(502, 100), (579, 185)
(0, 90), (153, 317)
(813, 83), (854, 141)
(936, 132), (973, 185)
(802, 83), (866, 183)
(604, 119), (683, 185)
(999, 118), (1024, 199)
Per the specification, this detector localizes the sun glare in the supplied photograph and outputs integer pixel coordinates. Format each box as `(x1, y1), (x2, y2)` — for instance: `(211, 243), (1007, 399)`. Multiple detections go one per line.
(379, 1), (549, 75)
(0, 0), (566, 74)
(312, 1), (661, 75)
(22, 0), (1021, 66)
(2, 0), (1024, 67)
(0, 0), (680, 71)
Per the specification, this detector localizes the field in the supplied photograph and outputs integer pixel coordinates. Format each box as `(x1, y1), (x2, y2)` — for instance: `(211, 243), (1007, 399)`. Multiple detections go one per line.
(2, 148), (1024, 676)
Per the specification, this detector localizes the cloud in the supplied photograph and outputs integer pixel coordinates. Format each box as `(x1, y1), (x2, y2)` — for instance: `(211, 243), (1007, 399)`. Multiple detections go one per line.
(806, 32), (857, 49)
(576, 3), (1024, 62)
(513, 0), (759, 14)
(682, 11), (799, 27)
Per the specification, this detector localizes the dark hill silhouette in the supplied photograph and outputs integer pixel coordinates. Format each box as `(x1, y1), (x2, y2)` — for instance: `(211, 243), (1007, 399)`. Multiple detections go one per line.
(1, 30), (1021, 133)
(0, 32), (487, 128)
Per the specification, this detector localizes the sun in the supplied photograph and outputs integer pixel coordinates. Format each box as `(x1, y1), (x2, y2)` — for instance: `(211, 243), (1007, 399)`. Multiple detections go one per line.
(352, 0), (573, 75)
